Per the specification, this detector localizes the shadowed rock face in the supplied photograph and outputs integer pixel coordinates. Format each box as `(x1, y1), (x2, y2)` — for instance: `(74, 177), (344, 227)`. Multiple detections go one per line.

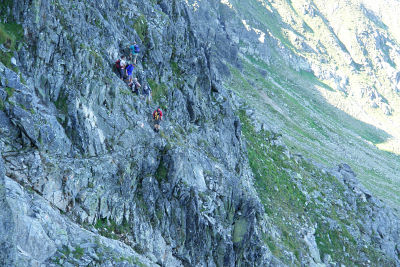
(0, 0), (399, 266)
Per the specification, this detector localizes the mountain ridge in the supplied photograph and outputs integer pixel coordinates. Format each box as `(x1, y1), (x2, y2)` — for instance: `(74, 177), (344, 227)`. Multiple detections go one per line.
(0, 0), (399, 266)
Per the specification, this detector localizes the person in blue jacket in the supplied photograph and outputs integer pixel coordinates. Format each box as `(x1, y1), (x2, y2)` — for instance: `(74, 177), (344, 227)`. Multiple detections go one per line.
(126, 63), (135, 84)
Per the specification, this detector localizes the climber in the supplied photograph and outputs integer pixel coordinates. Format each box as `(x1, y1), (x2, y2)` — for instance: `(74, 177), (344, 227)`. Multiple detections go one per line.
(126, 63), (135, 84)
(142, 83), (152, 102)
(115, 57), (121, 74)
(118, 55), (127, 80)
(130, 41), (140, 64)
(152, 107), (163, 133)
(130, 77), (141, 95)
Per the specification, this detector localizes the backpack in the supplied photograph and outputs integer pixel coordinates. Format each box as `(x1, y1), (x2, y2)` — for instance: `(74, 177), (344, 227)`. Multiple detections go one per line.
(143, 85), (150, 94)
(154, 109), (161, 120)
(134, 44), (140, 53)
(115, 59), (121, 69)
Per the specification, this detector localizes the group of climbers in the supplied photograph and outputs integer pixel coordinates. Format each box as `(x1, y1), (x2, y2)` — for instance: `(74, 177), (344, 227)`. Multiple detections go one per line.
(115, 41), (160, 133)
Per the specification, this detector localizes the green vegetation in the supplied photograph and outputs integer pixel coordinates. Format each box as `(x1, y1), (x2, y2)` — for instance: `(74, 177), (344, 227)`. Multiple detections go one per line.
(226, 50), (398, 208)
(60, 245), (71, 257)
(229, 57), (324, 144)
(119, 88), (132, 96)
(155, 157), (168, 183)
(115, 256), (147, 267)
(55, 92), (69, 126)
(51, 245), (72, 265)
(72, 246), (84, 259)
(155, 145), (170, 183)
(232, 218), (247, 243)
(94, 18), (101, 28)
(5, 86), (14, 98)
(298, 70), (334, 92)
(19, 73), (26, 85)
(239, 109), (308, 261)
(0, 20), (23, 71)
(133, 15), (149, 46)
(94, 218), (131, 240)
(0, 22), (23, 50)
(0, 0), (13, 18)
(89, 48), (103, 68)
(170, 61), (181, 76)
(239, 109), (394, 265)
(0, 86), (16, 110)
(148, 79), (167, 103)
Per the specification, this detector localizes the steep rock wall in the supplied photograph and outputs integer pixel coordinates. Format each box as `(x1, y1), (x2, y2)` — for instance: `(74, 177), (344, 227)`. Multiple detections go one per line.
(0, 0), (276, 266)
(0, 0), (399, 266)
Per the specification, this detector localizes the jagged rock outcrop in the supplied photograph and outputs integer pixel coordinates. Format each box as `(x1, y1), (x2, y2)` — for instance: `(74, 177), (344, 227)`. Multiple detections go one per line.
(0, 0), (276, 266)
(0, 0), (399, 266)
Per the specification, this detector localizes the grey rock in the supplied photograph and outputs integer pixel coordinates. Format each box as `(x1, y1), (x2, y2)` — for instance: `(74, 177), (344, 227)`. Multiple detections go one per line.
(0, 0), (398, 266)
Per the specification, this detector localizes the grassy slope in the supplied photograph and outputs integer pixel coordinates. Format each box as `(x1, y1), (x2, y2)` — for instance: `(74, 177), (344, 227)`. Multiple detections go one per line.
(0, 1), (23, 72)
(226, 54), (400, 208)
(238, 109), (394, 265)
(225, 0), (400, 209)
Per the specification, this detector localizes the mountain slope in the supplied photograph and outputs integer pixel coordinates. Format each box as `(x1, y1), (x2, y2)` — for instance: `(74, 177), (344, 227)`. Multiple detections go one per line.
(213, 0), (400, 208)
(0, 0), (399, 266)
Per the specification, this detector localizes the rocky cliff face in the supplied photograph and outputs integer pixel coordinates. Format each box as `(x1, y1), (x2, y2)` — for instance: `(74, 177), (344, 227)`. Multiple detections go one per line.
(0, 0), (399, 266)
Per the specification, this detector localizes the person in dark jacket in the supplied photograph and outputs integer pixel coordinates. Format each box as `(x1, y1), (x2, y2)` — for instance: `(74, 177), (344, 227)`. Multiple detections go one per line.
(142, 83), (152, 102)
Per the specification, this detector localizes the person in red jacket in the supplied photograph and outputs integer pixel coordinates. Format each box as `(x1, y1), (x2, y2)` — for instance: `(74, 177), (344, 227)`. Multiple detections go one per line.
(152, 107), (163, 132)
